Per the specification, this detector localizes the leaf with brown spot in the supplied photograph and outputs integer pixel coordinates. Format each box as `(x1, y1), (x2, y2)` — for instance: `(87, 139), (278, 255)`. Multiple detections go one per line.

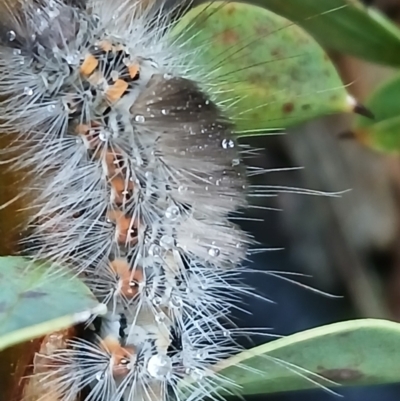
(245, 0), (400, 67)
(0, 256), (106, 352)
(178, 319), (400, 396)
(171, 1), (352, 134)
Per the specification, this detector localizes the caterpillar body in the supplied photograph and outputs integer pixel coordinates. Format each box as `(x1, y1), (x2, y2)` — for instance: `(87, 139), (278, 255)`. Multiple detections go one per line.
(0, 0), (266, 400)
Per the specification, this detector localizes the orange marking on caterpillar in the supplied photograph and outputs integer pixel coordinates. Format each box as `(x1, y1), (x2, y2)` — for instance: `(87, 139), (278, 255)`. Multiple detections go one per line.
(110, 174), (134, 205)
(100, 336), (135, 378)
(76, 123), (102, 150)
(110, 258), (143, 299)
(107, 210), (139, 246)
(115, 44), (126, 52)
(80, 54), (99, 76)
(98, 40), (113, 52)
(128, 64), (140, 79)
(103, 150), (126, 177)
(106, 79), (129, 102)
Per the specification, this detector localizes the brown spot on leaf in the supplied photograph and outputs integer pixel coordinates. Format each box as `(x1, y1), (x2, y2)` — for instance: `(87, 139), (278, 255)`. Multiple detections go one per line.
(283, 102), (294, 114)
(248, 72), (264, 85)
(317, 367), (364, 383)
(0, 301), (7, 313)
(255, 25), (270, 36)
(271, 48), (283, 58)
(22, 290), (47, 299)
(226, 4), (236, 15)
(219, 29), (239, 45)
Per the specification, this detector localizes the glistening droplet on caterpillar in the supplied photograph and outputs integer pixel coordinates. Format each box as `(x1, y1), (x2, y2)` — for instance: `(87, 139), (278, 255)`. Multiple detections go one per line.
(0, 0), (259, 400)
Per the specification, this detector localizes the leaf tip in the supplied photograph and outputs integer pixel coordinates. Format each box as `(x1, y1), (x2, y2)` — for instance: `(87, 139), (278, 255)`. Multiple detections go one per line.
(347, 95), (375, 119)
(73, 303), (107, 324)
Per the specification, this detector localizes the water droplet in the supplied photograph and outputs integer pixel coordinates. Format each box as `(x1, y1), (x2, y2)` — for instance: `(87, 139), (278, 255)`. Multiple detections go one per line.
(208, 247), (220, 257)
(196, 349), (208, 359)
(205, 100), (210, 105)
(7, 31), (16, 41)
(110, 70), (119, 81)
(149, 244), (162, 257)
(170, 295), (183, 308)
(47, 104), (56, 112)
(65, 52), (79, 65)
(221, 139), (235, 149)
(165, 205), (180, 220)
(13, 48), (21, 55)
(135, 114), (145, 123)
(152, 296), (162, 307)
(190, 368), (204, 380)
(163, 72), (173, 80)
(95, 371), (105, 381)
(92, 13), (100, 23)
(99, 131), (109, 142)
(161, 109), (168, 115)
(223, 329), (231, 337)
(155, 312), (166, 323)
(160, 235), (176, 249)
(147, 354), (172, 379)
(232, 158), (240, 167)
(24, 87), (33, 96)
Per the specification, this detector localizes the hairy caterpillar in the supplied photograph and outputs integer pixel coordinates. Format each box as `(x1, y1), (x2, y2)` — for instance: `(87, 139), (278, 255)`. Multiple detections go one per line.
(0, 0), (349, 400)
(0, 0), (263, 400)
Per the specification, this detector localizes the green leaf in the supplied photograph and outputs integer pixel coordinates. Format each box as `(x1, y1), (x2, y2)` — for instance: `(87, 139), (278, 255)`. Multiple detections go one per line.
(0, 256), (106, 352)
(171, 2), (352, 135)
(243, 0), (400, 67)
(180, 319), (400, 396)
(353, 73), (400, 152)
